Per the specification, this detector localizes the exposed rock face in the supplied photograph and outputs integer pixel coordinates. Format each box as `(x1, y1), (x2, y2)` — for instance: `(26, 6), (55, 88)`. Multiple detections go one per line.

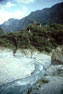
(51, 46), (63, 65)
(46, 65), (63, 76)
(27, 64), (63, 94)
(15, 49), (39, 58)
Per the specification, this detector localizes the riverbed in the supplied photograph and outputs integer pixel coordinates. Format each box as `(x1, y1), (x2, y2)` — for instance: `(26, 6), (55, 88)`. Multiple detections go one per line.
(0, 49), (51, 94)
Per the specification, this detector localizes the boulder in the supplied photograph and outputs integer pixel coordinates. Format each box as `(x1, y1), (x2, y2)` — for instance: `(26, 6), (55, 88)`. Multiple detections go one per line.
(46, 65), (63, 76)
(15, 49), (39, 58)
(51, 46), (63, 65)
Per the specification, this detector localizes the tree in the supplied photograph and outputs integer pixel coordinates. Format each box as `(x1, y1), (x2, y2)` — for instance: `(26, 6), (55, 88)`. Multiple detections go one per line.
(0, 27), (3, 34)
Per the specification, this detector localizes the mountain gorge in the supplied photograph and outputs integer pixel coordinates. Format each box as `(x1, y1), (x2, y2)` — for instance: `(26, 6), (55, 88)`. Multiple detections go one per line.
(1, 2), (63, 32)
(1, 19), (19, 32)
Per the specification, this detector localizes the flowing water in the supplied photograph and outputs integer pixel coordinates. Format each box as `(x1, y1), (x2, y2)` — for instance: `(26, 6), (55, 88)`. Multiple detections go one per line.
(0, 49), (51, 94)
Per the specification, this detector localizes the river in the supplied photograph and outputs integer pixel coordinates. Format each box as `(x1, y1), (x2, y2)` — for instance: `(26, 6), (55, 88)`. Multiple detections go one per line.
(0, 49), (51, 94)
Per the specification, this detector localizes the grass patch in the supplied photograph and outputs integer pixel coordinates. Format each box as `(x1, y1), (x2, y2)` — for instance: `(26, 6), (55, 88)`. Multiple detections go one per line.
(36, 78), (50, 86)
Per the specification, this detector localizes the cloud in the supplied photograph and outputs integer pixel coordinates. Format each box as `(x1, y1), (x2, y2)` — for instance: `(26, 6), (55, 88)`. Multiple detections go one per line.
(22, 6), (28, 11)
(0, 8), (26, 24)
(5, 2), (16, 8)
(0, 1), (29, 24)
(0, 0), (35, 24)
(14, 0), (36, 4)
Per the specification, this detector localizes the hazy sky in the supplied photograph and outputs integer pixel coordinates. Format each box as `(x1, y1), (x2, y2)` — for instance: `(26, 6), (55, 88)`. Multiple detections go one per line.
(0, 0), (63, 24)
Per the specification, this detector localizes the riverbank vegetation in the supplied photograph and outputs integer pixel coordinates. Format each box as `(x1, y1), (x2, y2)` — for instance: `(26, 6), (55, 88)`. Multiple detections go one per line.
(0, 24), (63, 53)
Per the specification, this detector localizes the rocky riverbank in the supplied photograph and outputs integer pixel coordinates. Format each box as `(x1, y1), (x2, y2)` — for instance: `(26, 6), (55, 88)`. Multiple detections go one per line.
(0, 46), (63, 94)
(27, 46), (63, 94)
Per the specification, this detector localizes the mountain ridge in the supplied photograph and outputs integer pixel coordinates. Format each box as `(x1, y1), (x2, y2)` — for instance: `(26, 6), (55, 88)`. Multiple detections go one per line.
(1, 2), (63, 32)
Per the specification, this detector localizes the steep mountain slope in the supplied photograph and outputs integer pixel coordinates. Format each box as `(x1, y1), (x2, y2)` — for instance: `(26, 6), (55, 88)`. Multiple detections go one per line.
(18, 2), (63, 28)
(1, 19), (19, 32)
(1, 2), (63, 32)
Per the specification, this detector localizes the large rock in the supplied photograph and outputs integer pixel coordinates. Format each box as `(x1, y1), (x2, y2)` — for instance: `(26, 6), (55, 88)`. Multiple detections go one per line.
(15, 49), (39, 58)
(46, 65), (63, 76)
(51, 46), (63, 65)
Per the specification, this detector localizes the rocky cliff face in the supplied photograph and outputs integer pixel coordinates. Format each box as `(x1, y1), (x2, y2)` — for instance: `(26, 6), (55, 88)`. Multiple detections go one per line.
(51, 46), (63, 65)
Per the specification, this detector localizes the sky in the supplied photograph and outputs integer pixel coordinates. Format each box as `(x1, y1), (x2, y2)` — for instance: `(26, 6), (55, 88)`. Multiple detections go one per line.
(0, 0), (63, 24)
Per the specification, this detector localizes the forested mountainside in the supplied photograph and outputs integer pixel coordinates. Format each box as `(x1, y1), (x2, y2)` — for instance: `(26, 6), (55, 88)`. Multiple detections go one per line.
(1, 2), (63, 32)
(0, 24), (63, 53)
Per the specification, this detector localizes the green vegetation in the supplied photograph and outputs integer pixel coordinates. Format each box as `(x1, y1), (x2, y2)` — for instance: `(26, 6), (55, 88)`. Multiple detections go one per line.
(36, 78), (50, 85)
(40, 78), (50, 83)
(0, 27), (3, 34)
(0, 24), (63, 53)
(27, 78), (50, 94)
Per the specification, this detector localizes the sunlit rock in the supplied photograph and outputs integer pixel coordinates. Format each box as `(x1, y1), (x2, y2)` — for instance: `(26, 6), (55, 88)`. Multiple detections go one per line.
(51, 46), (63, 65)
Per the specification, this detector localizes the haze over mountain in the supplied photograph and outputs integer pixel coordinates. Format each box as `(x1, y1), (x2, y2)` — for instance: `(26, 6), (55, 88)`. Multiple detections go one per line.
(1, 2), (63, 32)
